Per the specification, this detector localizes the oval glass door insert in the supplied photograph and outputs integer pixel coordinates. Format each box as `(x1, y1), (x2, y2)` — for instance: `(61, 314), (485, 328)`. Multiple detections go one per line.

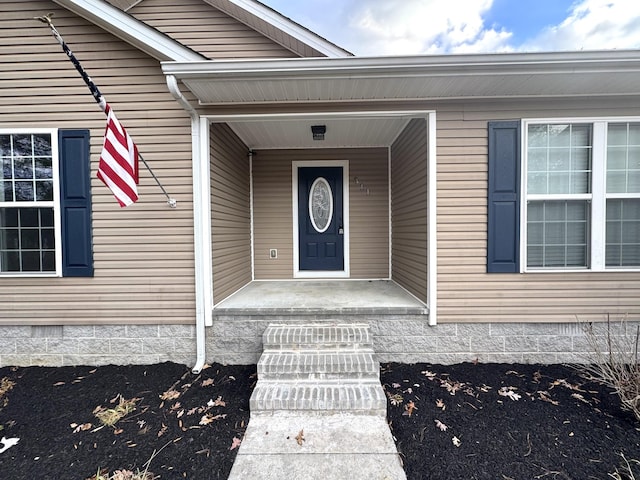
(309, 177), (333, 233)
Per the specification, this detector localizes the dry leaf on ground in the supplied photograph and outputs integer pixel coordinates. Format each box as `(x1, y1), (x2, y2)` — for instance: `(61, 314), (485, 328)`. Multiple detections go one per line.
(498, 387), (521, 401)
(421, 370), (437, 380)
(160, 389), (181, 401)
(209, 396), (226, 407)
(537, 391), (559, 405)
(295, 429), (305, 446)
(387, 392), (403, 406)
(571, 393), (590, 404)
(70, 423), (92, 434)
(157, 423), (168, 437)
(441, 379), (464, 396)
(229, 437), (242, 451)
(435, 419), (448, 432)
(199, 414), (226, 425)
(403, 400), (417, 417)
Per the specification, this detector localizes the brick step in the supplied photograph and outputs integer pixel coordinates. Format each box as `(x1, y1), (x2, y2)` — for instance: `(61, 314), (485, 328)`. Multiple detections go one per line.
(249, 381), (387, 415)
(262, 323), (373, 351)
(257, 351), (379, 381)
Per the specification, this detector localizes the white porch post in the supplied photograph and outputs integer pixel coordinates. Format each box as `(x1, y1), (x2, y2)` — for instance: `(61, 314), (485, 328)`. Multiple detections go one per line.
(427, 111), (438, 326)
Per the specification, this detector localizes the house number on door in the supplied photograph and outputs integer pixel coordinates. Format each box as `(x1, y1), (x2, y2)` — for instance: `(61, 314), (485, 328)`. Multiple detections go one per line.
(309, 177), (333, 233)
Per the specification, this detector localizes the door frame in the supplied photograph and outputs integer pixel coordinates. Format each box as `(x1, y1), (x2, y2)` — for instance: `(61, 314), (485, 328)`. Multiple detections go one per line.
(292, 160), (350, 278)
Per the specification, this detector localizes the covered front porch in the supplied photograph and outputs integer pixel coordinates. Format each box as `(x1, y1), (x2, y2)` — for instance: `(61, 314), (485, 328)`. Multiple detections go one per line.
(162, 58), (440, 368)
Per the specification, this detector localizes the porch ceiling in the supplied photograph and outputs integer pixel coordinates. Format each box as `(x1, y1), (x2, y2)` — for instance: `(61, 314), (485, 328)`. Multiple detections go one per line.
(218, 114), (416, 149)
(162, 50), (640, 106)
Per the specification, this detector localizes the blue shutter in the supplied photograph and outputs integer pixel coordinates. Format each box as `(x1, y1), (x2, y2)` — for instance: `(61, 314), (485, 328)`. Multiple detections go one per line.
(59, 130), (94, 277)
(487, 121), (521, 273)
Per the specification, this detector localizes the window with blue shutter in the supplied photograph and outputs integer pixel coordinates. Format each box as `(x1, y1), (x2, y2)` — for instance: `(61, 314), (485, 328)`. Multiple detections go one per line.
(487, 121), (521, 273)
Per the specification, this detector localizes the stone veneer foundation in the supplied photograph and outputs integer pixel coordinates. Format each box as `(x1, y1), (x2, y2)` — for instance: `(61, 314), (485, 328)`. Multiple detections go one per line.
(1, 318), (638, 367)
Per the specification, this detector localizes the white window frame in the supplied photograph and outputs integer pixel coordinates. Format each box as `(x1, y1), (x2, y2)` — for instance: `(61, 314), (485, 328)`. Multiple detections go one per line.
(521, 117), (640, 273)
(0, 128), (62, 277)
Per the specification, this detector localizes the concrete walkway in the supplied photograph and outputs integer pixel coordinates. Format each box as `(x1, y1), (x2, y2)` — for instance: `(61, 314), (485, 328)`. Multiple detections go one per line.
(228, 324), (407, 480)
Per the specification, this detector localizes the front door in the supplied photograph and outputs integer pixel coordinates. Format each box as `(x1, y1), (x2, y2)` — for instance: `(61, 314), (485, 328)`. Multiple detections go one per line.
(298, 166), (344, 271)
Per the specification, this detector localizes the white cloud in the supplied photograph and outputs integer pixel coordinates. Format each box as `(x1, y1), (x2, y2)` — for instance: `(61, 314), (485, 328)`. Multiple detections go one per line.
(266, 0), (640, 55)
(343, 0), (513, 55)
(521, 0), (640, 51)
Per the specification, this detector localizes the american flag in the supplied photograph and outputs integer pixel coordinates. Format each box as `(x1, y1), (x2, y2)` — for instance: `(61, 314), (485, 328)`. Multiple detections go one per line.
(97, 103), (139, 207)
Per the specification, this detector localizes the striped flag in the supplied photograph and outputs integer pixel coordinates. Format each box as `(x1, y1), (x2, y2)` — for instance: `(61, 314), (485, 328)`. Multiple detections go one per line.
(97, 103), (139, 207)
(39, 14), (176, 207)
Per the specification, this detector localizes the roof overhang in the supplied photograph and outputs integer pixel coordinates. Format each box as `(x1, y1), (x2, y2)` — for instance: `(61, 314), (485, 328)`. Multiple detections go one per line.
(162, 50), (640, 105)
(53, 0), (204, 61)
(208, 0), (352, 58)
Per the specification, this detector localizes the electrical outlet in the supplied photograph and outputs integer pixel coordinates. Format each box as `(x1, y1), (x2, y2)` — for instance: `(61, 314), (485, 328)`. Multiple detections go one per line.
(269, 249), (277, 259)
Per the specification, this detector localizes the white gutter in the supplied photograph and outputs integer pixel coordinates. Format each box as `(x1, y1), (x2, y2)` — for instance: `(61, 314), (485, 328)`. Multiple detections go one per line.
(53, 0), (204, 62)
(162, 49), (640, 78)
(166, 75), (212, 374)
(427, 112), (437, 326)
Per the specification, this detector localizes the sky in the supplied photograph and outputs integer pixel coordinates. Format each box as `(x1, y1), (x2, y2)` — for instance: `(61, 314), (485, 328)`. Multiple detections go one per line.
(260, 0), (640, 56)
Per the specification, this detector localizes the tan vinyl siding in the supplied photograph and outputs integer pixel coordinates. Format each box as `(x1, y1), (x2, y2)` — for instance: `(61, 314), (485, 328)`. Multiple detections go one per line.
(437, 98), (640, 323)
(128, 0), (298, 59)
(390, 119), (428, 302)
(252, 148), (389, 279)
(0, 1), (195, 324)
(210, 124), (252, 303)
(251, 151), (293, 278)
(104, 0), (139, 10)
(349, 148), (390, 278)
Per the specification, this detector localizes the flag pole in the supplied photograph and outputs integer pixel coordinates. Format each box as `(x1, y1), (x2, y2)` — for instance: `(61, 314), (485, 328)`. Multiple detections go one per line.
(35, 13), (177, 208)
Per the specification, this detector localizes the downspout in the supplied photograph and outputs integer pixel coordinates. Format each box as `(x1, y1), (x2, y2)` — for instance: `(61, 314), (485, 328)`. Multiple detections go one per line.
(165, 74), (212, 374)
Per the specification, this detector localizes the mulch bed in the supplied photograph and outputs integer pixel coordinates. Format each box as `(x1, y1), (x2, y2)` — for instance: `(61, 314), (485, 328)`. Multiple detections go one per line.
(0, 361), (638, 480)
(383, 362), (639, 480)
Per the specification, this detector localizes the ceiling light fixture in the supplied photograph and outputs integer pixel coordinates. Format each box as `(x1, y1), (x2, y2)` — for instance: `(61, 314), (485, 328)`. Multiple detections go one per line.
(311, 125), (326, 140)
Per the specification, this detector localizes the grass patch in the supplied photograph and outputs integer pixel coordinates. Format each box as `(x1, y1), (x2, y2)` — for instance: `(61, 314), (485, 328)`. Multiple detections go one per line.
(0, 377), (16, 407)
(87, 469), (155, 480)
(93, 395), (140, 427)
(0, 376), (16, 430)
(86, 440), (171, 480)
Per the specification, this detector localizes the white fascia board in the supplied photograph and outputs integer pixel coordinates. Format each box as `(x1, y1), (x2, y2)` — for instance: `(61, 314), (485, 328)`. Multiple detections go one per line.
(53, 0), (204, 62)
(162, 49), (640, 79)
(225, 0), (351, 58)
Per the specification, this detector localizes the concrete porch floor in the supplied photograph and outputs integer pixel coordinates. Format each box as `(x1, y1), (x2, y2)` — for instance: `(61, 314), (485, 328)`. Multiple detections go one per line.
(213, 280), (429, 315)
